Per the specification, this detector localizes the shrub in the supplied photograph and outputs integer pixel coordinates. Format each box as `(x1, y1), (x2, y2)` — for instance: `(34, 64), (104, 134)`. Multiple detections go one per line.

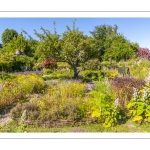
(10, 102), (39, 120)
(127, 85), (150, 124)
(14, 82), (90, 123)
(42, 70), (73, 80)
(42, 68), (53, 75)
(101, 61), (118, 70)
(81, 70), (102, 82)
(129, 58), (150, 79)
(136, 48), (150, 60)
(107, 70), (118, 79)
(88, 81), (122, 127)
(56, 81), (86, 99)
(0, 74), (45, 109)
(111, 77), (145, 110)
(41, 58), (57, 69)
(57, 62), (71, 70)
(82, 59), (101, 70)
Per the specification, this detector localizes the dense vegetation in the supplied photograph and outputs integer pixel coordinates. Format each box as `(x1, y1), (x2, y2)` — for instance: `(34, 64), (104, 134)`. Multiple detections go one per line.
(0, 20), (150, 132)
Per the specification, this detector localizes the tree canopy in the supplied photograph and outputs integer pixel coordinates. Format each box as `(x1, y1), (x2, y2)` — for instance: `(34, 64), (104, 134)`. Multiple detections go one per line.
(1, 29), (18, 46)
(61, 24), (97, 78)
(0, 20), (143, 75)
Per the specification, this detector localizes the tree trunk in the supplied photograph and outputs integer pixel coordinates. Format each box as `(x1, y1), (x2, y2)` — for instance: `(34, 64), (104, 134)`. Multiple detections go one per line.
(73, 67), (79, 79)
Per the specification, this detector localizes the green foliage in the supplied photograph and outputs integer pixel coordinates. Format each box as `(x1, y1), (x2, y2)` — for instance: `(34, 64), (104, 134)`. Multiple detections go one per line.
(57, 62), (71, 70)
(42, 70), (73, 80)
(26, 39), (39, 57)
(107, 70), (118, 79)
(1, 29), (18, 46)
(0, 74), (45, 109)
(0, 51), (15, 72)
(90, 24), (118, 61)
(103, 36), (137, 61)
(3, 34), (27, 53)
(90, 24), (138, 61)
(129, 58), (150, 79)
(89, 81), (121, 128)
(61, 21), (97, 78)
(82, 59), (101, 70)
(127, 86), (150, 124)
(101, 61), (118, 70)
(34, 27), (61, 61)
(0, 73), (16, 80)
(42, 68), (53, 75)
(11, 82), (89, 122)
(14, 55), (35, 71)
(81, 70), (102, 82)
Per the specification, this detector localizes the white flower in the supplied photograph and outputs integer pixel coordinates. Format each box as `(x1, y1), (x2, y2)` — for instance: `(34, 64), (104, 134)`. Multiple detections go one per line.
(114, 98), (119, 108)
(20, 110), (27, 124)
(142, 87), (149, 100)
(133, 87), (138, 100)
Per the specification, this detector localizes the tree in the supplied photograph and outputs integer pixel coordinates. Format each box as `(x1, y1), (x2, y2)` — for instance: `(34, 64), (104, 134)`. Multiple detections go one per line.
(14, 55), (34, 71)
(0, 51), (14, 72)
(90, 24), (139, 62)
(1, 29), (18, 46)
(26, 39), (39, 57)
(103, 34), (138, 61)
(2, 33), (27, 54)
(61, 23), (97, 79)
(34, 27), (61, 61)
(90, 24), (118, 61)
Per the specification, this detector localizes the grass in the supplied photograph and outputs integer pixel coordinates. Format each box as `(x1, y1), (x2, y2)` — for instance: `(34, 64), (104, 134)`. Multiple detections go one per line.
(1, 120), (150, 132)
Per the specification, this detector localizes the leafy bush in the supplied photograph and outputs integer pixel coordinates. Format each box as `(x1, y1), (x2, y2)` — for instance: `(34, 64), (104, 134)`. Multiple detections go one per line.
(0, 74), (45, 109)
(41, 58), (57, 69)
(111, 77), (145, 110)
(101, 61), (118, 70)
(42, 68), (53, 75)
(10, 102), (39, 120)
(88, 81), (122, 128)
(136, 48), (150, 60)
(82, 59), (101, 70)
(130, 58), (150, 79)
(42, 70), (73, 80)
(10, 82), (90, 122)
(81, 70), (102, 82)
(107, 70), (118, 79)
(127, 86), (150, 124)
(57, 62), (71, 70)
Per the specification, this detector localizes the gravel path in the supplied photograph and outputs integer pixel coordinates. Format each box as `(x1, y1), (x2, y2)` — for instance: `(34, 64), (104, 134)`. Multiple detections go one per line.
(0, 109), (12, 127)
(0, 114), (12, 127)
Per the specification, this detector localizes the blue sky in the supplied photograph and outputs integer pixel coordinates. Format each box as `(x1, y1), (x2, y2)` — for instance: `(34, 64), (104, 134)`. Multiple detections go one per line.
(0, 18), (150, 49)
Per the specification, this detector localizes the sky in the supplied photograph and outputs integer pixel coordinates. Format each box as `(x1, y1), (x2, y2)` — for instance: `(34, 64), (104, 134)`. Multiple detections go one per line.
(0, 18), (150, 49)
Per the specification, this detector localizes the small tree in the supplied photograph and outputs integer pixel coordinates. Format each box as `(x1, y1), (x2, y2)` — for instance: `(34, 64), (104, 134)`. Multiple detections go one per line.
(61, 21), (97, 79)
(2, 33), (27, 54)
(2, 28), (18, 46)
(0, 52), (14, 72)
(34, 27), (61, 61)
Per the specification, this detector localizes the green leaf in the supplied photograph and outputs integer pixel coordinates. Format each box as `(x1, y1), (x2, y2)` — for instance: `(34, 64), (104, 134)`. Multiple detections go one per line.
(133, 116), (143, 122)
(91, 110), (100, 118)
(104, 111), (110, 115)
(133, 110), (137, 116)
(148, 117), (150, 122)
(137, 109), (144, 116)
(127, 102), (136, 108)
(103, 123), (111, 128)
